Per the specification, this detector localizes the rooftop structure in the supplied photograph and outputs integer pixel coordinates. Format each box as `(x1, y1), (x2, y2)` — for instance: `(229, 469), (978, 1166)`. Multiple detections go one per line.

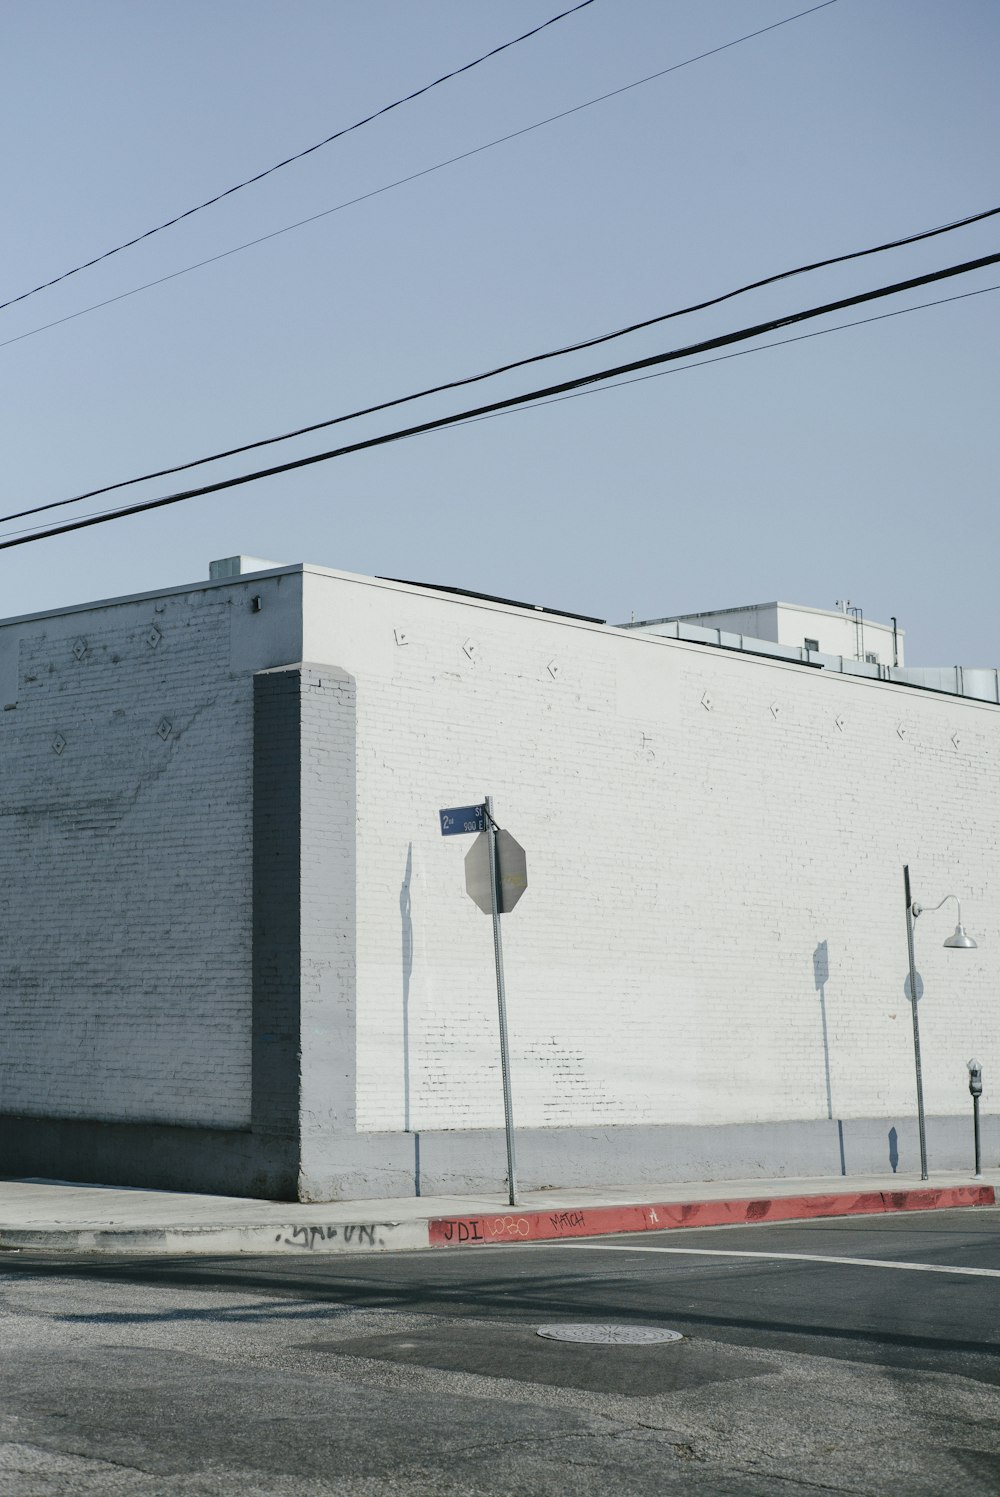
(624, 600), (903, 666)
(616, 599), (1000, 706)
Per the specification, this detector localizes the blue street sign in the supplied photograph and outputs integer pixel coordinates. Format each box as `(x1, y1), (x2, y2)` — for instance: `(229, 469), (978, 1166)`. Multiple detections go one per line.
(439, 804), (486, 836)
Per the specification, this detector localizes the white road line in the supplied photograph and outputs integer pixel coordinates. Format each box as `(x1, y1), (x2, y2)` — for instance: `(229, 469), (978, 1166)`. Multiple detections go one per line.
(567, 1244), (1000, 1279)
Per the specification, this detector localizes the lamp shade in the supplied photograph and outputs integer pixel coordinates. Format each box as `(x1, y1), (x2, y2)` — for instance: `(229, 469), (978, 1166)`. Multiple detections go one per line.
(943, 925), (977, 949)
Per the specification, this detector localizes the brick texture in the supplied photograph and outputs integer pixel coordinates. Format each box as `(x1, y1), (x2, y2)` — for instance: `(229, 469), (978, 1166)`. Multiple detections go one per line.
(3, 566), (998, 1187)
(0, 596), (253, 1127)
(297, 571), (1000, 1141)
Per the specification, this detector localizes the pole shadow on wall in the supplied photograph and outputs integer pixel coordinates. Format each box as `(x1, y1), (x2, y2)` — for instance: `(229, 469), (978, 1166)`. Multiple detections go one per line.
(400, 842), (420, 1196)
(894, 966), (924, 1177)
(812, 940), (847, 1176)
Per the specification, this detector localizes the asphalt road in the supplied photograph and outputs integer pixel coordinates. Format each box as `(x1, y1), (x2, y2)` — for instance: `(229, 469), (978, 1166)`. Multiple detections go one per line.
(3, 1209), (1000, 1495)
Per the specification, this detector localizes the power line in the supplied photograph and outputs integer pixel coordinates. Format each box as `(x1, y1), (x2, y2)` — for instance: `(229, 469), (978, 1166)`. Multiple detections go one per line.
(6, 279), (994, 547)
(5, 198), (995, 531)
(454, 282), (1000, 426)
(0, 0), (597, 315)
(0, 0), (841, 351)
(2, 247), (996, 554)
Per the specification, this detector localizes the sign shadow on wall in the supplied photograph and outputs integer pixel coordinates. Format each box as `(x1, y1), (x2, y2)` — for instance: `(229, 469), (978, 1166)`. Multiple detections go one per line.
(813, 940), (847, 1176)
(903, 970), (924, 1003)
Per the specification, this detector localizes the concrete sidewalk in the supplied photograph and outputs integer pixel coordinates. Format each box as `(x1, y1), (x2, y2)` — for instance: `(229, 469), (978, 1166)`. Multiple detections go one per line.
(0, 1169), (996, 1255)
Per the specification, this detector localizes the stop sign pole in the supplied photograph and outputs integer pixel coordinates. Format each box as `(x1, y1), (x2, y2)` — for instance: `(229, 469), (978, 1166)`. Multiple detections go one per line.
(439, 795), (524, 1207)
(484, 795), (519, 1207)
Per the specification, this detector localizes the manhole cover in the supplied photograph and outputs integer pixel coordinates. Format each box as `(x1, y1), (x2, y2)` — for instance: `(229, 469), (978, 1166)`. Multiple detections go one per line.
(536, 1323), (683, 1345)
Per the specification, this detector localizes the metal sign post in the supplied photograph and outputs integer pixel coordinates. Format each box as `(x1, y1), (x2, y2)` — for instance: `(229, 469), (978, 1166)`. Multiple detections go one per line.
(439, 796), (526, 1208)
(485, 795), (519, 1207)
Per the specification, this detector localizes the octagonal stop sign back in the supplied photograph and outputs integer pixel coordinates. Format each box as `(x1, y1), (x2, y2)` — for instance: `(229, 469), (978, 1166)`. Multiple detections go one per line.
(464, 830), (528, 914)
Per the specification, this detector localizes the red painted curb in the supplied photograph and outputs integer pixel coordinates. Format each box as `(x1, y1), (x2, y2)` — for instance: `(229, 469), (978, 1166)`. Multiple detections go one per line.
(427, 1185), (995, 1247)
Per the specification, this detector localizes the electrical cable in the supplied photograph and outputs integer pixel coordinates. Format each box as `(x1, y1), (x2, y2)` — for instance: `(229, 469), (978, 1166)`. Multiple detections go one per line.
(4, 196), (996, 530)
(2, 247), (996, 553)
(0, 0), (596, 315)
(452, 281), (1000, 426)
(5, 278), (994, 546)
(0, 0), (841, 351)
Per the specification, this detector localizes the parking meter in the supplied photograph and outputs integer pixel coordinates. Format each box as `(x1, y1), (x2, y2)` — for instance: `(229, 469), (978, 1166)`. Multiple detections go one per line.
(967, 1060), (983, 1179)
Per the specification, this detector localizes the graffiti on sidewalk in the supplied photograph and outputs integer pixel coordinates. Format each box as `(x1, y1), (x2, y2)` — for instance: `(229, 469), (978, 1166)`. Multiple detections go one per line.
(433, 1210), (590, 1244)
(273, 1222), (394, 1250)
(549, 1210), (586, 1231)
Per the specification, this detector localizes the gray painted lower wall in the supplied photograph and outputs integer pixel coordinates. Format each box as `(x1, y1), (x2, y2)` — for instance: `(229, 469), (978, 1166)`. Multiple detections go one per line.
(299, 1113), (997, 1200)
(0, 1116), (298, 1199)
(1, 1114), (992, 1201)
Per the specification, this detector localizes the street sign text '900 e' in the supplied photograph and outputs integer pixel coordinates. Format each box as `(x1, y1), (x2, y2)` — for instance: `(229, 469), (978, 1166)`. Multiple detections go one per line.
(439, 804), (486, 836)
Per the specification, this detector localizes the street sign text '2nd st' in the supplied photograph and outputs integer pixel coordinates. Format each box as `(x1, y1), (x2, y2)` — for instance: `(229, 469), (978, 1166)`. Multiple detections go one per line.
(438, 804), (486, 837)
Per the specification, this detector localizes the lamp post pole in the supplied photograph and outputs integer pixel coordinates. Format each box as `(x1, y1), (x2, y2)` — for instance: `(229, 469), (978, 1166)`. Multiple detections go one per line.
(902, 867), (976, 1184)
(903, 865), (929, 1182)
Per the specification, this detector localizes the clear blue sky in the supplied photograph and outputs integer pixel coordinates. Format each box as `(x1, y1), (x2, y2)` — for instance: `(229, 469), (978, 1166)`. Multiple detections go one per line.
(2, 0), (997, 664)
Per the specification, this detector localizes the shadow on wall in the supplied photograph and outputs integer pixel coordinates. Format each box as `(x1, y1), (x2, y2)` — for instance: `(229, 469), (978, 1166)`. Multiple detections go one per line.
(400, 842), (421, 1197)
(892, 968), (922, 1176)
(811, 945), (906, 1178)
(903, 969), (924, 1003)
(813, 940), (847, 1176)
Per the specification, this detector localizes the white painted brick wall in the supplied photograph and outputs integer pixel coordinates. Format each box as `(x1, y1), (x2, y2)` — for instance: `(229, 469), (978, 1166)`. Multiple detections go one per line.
(0, 590), (259, 1127)
(300, 570), (1000, 1138)
(4, 564), (998, 1150)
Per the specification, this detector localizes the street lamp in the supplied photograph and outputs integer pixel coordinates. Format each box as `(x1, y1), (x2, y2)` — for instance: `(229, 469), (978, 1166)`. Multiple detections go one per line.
(903, 865), (978, 1181)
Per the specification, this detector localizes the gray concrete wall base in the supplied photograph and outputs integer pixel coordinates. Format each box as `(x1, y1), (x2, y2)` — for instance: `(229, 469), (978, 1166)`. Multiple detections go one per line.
(299, 1115), (999, 1201)
(3, 1113), (992, 1203)
(0, 1117), (300, 1200)
(298, 1131), (425, 1202)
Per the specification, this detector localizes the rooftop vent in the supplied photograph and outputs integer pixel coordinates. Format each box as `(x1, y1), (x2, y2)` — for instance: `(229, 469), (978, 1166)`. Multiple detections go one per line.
(209, 555), (284, 580)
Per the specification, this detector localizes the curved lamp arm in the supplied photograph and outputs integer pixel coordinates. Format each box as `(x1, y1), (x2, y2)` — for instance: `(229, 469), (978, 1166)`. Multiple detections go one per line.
(911, 893), (963, 922)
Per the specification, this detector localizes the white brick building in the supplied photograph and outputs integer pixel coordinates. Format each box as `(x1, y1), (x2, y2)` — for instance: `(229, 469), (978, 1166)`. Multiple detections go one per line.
(1, 559), (997, 1200)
